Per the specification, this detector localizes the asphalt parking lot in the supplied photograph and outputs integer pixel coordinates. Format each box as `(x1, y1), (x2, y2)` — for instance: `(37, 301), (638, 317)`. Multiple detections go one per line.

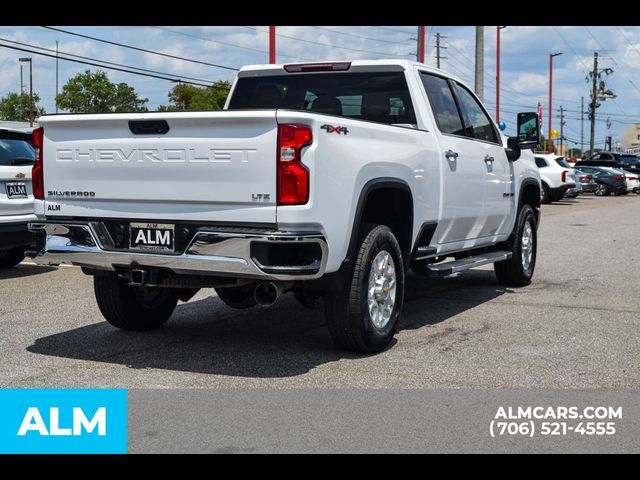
(1, 194), (639, 389)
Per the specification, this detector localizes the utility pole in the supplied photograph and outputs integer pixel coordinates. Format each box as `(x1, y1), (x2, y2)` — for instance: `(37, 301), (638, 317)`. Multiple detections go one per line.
(417, 26), (425, 63)
(580, 96), (584, 156)
(474, 26), (484, 101)
(19, 64), (23, 94)
(548, 52), (563, 153)
(559, 106), (565, 156)
(269, 26), (276, 64)
(435, 33), (447, 69)
(55, 40), (59, 114)
(496, 26), (507, 123)
(589, 52), (598, 155)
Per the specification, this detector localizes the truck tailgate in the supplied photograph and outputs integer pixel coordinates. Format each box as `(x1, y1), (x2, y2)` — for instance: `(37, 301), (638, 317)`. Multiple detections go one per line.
(39, 111), (278, 224)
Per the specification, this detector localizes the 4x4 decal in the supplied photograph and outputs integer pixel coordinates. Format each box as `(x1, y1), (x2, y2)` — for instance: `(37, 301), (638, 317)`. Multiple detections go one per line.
(321, 124), (349, 135)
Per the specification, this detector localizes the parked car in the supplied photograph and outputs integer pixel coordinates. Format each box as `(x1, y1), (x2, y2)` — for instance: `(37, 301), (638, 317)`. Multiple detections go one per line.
(594, 166), (640, 194)
(575, 152), (640, 176)
(574, 166), (627, 196)
(553, 157), (581, 198)
(574, 169), (597, 193)
(28, 59), (542, 353)
(534, 154), (576, 203)
(0, 128), (36, 268)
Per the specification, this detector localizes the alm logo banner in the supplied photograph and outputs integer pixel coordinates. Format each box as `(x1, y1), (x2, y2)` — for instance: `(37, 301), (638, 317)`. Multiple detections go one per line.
(0, 389), (127, 454)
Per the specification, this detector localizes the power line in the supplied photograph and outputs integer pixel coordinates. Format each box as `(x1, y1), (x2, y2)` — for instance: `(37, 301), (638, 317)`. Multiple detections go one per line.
(42, 26), (240, 71)
(0, 41), (214, 88)
(241, 26), (401, 57)
(372, 26), (416, 35)
(308, 26), (412, 45)
(151, 26), (311, 61)
(0, 37), (218, 86)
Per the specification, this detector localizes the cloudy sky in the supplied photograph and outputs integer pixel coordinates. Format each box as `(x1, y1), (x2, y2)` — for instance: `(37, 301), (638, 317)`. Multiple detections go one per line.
(1, 26), (639, 150)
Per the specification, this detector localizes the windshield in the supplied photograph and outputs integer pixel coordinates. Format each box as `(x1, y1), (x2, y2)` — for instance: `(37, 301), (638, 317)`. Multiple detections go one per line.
(554, 157), (571, 168)
(228, 71), (417, 126)
(0, 136), (35, 166)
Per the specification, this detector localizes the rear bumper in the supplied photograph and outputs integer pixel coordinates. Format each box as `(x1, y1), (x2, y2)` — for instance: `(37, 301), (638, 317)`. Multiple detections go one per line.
(28, 222), (328, 281)
(0, 221), (34, 251)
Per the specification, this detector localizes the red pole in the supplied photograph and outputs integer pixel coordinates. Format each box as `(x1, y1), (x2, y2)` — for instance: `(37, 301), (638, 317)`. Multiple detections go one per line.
(548, 54), (553, 153)
(269, 26), (276, 64)
(418, 26), (425, 63)
(496, 26), (501, 123)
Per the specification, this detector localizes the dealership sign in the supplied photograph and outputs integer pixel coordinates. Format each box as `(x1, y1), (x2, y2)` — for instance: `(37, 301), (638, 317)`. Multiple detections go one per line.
(0, 389), (127, 453)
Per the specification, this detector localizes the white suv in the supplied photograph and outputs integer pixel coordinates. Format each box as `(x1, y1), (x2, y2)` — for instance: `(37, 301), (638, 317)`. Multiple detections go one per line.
(534, 154), (576, 203)
(0, 128), (36, 268)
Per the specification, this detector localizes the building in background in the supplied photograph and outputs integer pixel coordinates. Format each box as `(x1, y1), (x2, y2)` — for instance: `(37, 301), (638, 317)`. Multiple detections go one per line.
(622, 123), (640, 154)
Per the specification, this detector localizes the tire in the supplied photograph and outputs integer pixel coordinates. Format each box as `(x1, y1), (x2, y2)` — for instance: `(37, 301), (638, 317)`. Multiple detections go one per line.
(324, 224), (404, 353)
(215, 284), (257, 309)
(494, 204), (537, 287)
(540, 184), (550, 204)
(0, 248), (25, 268)
(94, 274), (178, 331)
(595, 182), (610, 196)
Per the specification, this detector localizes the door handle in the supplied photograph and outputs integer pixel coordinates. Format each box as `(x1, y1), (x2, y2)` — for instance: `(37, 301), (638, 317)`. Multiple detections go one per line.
(445, 150), (459, 160)
(484, 155), (495, 163)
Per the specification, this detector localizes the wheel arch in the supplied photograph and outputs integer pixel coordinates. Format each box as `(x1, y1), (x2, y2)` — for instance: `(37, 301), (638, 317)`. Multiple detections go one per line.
(346, 178), (414, 267)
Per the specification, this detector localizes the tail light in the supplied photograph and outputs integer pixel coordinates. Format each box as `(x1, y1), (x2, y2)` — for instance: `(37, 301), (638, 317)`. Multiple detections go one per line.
(561, 170), (568, 182)
(614, 175), (624, 181)
(277, 124), (312, 205)
(31, 127), (44, 200)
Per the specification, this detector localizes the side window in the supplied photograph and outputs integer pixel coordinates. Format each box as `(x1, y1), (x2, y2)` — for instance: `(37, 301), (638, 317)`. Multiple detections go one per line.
(420, 73), (465, 136)
(534, 157), (547, 168)
(600, 153), (613, 160)
(453, 83), (499, 143)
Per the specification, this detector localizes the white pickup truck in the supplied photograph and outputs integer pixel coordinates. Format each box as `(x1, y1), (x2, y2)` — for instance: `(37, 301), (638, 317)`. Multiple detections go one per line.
(29, 60), (541, 353)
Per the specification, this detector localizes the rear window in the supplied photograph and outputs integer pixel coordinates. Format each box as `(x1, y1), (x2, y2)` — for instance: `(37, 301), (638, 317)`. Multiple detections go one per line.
(228, 71), (417, 126)
(620, 155), (639, 164)
(555, 157), (571, 168)
(0, 133), (35, 166)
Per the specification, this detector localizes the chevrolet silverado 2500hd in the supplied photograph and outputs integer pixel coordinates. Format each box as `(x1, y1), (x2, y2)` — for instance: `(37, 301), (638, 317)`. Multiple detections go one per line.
(29, 60), (542, 353)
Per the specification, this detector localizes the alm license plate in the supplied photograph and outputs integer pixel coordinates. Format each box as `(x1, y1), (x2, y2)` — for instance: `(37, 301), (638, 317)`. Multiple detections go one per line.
(130, 222), (175, 252)
(6, 183), (27, 199)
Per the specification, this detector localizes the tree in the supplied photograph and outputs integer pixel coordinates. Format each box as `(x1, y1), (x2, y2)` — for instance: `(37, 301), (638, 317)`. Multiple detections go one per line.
(0, 92), (46, 122)
(56, 70), (148, 113)
(158, 81), (231, 111)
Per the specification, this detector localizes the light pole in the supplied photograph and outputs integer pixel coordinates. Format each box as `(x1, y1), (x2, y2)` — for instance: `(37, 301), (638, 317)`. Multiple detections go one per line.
(496, 26), (507, 122)
(548, 52), (563, 153)
(269, 26), (276, 64)
(19, 57), (33, 127)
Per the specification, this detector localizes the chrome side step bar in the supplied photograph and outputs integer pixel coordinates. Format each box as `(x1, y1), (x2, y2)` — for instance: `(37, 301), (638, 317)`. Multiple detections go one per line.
(427, 251), (512, 276)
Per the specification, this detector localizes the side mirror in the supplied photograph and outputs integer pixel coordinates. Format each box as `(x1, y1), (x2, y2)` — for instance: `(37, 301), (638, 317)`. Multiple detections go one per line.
(515, 112), (540, 149)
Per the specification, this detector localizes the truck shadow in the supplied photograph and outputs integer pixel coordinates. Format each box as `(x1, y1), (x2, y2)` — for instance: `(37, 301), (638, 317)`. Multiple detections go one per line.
(0, 264), (56, 280)
(27, 270), (506, 379)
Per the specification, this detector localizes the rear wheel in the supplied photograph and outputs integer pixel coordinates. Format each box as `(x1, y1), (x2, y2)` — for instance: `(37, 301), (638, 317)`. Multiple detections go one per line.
(595, 182), (610, 196)
(540, 184), (550, 204)
(215, 284), (257, 309)
(324, 224), (404, 353)
(0, 248), (25, 268)
(94, 274), (178, 331)
(494, 204), (537, 287)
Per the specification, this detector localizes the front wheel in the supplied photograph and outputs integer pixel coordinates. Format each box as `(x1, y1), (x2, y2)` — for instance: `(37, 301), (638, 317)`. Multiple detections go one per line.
(94, 274), (178, 331)
(324, 224), (404, 353)
(494, 204), (537, 287)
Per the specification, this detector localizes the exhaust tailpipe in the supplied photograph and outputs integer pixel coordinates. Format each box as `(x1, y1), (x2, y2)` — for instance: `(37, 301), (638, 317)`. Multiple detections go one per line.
(254, 282), (281, 307)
